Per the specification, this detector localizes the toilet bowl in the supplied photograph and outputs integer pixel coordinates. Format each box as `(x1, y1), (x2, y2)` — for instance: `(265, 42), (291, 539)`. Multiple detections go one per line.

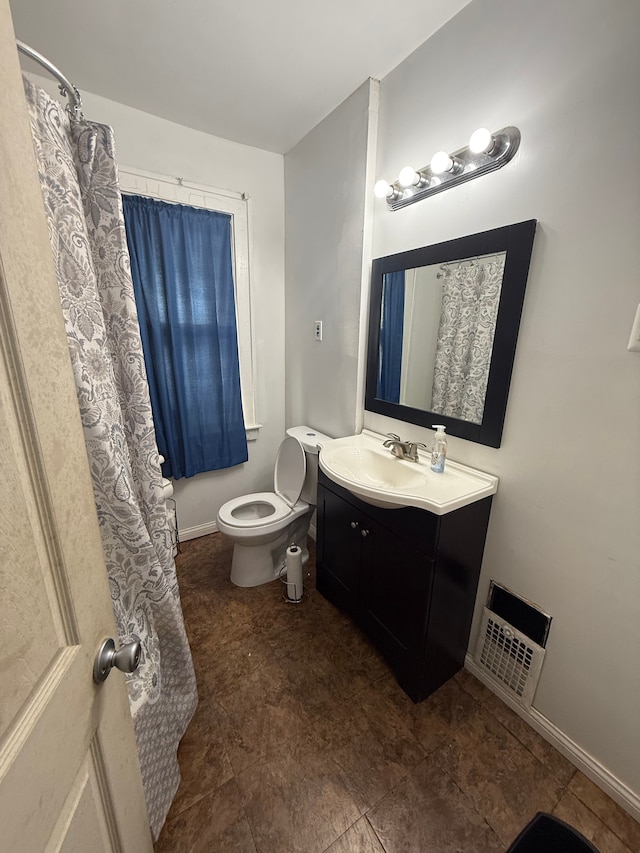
(216, 426), (330, 587)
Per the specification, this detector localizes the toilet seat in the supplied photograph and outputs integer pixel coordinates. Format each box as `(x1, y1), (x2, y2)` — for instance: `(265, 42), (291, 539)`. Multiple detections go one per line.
(217, 437), (308, 531)
(217, 491), (307, 529)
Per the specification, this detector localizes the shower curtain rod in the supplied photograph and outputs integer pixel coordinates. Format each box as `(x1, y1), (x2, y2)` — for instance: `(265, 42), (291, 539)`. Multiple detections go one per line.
(17, 39), (84, 120)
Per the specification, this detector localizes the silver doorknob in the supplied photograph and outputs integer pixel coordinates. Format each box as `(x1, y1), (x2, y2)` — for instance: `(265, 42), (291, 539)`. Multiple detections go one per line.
(93, 637), (142, 684)
(361, 529), (369, 538)
(350, 521), (359, 529)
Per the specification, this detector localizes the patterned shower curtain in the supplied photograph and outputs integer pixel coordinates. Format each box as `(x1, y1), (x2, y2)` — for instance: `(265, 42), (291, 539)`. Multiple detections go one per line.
(430, 254), (505, 425)
(23, 78), (197, 839)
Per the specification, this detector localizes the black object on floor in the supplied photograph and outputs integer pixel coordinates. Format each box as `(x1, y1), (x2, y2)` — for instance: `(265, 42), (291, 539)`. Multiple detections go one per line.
(506, 812), (600, 852)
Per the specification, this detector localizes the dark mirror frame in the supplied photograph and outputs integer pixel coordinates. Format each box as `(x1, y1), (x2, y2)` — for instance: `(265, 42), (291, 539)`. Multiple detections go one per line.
(365, 219), (537, 448)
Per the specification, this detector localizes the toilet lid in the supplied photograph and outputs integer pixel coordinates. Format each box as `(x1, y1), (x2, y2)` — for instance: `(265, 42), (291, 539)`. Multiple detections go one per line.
(274, 435), (306, 508)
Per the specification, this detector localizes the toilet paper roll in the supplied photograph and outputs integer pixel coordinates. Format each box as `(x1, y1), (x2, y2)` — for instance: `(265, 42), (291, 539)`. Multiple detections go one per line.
(286, 543), (304, 602)
(161, 477), (174, 500)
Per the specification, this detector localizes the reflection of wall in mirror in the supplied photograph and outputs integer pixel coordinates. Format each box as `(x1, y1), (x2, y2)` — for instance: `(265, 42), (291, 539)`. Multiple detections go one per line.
(399, 265), (441, 410)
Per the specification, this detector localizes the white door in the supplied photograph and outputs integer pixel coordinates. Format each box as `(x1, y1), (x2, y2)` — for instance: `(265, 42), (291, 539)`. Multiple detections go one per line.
(0, 4), (153, 851)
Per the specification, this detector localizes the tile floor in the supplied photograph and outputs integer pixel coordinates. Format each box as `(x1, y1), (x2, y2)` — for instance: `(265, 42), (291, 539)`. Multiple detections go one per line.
(155, 533), (640, 853)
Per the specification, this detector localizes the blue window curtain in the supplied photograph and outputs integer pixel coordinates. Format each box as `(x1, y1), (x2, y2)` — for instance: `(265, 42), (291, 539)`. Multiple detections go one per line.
(123, 195), (248, 479)
(376, 270), (405, 403)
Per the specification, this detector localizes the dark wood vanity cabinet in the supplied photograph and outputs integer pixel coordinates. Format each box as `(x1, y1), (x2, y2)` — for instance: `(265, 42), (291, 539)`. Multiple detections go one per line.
(316, 469), (493, 703)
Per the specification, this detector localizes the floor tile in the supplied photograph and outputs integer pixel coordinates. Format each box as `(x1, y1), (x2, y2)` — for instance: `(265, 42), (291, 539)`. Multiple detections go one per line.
(553, 790), (634, 853)
(455, 667), (496, 703)
(568, 773), (640, 852)
(323, 816), (385, 852)
(480, 688), (576, 786)
(195, 624), (278, 698)
(212, 659), (316, 775)
(430, 695), (565, 845)
(367, 756), (503, 853)
(235, 744), (361, 853)
(315, 682), (426, 812)
(166, 695), (234, 820)
(155, 777), (257, 853)
(277, 629), (374, 721)
(379, 670), (484, 755)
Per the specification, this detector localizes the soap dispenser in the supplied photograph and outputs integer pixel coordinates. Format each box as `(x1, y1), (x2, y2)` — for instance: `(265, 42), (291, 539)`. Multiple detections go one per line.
(430, 425), (447, 473)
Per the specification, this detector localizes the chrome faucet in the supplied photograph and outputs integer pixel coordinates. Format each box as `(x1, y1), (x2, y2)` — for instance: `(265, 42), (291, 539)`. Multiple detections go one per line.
(382, 433), (428, 463)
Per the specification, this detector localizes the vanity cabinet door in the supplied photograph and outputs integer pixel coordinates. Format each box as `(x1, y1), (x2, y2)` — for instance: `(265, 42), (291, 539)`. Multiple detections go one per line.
(317, 480), (436, 700)
(316, 484), (367, 615)
(360, 534), (434, 700)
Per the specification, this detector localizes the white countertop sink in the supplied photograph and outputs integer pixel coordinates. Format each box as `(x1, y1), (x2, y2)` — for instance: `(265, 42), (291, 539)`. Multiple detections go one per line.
(319, 429), (498, 515)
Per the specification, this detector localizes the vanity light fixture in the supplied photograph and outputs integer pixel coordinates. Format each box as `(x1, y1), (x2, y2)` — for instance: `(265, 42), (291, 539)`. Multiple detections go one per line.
(429, 150), (456, 175)
(373, 179), (399, 201)
(398, 166), (427, 189)
(468, 127), (495, 155)
(375, 126), (520, 211)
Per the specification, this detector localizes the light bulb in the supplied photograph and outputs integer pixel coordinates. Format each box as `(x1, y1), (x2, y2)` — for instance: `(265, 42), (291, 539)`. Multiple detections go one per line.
(398, 166), (420, 188)
(374, 179), (392, 199)
(430, 150), (454, 175)
(469, 127), (495, 154)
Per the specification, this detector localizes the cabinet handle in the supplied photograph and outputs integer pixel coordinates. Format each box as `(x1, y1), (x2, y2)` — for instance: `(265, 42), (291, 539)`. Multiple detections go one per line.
(361, 529), (369, 538)
(350, 521), (359, 529)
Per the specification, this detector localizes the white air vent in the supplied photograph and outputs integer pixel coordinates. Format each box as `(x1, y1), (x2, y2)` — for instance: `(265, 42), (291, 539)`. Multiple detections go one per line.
(474, 607), (545, 707)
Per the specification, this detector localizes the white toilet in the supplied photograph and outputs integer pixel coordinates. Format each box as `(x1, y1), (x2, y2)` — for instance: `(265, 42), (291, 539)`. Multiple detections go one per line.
(216, 426), (330, 587)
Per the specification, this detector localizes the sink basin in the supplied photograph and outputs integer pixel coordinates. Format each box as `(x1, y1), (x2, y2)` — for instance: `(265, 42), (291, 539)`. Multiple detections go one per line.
(319, 430), (498, 514)
(327, 446), (427, 491)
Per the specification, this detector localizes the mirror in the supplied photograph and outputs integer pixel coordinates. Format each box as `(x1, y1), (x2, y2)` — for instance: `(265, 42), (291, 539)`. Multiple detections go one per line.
(365, 220), (537, 447)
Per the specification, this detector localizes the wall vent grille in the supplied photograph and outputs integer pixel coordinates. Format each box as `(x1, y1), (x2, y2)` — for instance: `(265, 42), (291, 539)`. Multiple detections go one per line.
(474, 607), (546, 707)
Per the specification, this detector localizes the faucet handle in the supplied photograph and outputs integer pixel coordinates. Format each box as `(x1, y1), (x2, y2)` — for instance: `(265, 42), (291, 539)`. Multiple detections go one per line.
(383, 432), (402, 448)
(407, 441), (429, 461)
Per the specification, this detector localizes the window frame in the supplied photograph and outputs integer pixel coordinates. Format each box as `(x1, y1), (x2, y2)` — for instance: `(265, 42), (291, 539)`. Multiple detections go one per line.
(118, 166), (260, 439)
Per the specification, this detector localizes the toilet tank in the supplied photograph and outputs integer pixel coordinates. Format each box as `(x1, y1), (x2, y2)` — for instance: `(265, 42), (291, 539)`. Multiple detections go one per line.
(286, 426), (331, 505)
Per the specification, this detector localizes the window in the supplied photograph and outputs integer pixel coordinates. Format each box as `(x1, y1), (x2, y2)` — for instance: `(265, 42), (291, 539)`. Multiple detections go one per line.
(118, 167), (257, 435)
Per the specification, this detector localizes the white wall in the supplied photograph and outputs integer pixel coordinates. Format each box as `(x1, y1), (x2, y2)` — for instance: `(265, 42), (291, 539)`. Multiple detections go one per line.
(367, 0), (640, 808)
(284, 79), (378, 439)
(27, 73), (286, 537)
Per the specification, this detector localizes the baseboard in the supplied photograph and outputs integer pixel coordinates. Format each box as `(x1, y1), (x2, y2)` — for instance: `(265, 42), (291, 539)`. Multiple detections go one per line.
(465, 654), (640, 823)
(178, 519), (317, 543)
(178, 520), (219, 542)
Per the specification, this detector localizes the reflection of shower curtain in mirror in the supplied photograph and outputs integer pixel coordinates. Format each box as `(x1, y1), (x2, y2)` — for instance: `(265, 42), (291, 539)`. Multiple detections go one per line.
(431, 255), (505, 424)
(23, 77), (197, 840)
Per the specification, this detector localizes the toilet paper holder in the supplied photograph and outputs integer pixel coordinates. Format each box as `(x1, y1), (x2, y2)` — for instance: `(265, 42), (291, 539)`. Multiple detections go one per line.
(279, 542), (308, 604)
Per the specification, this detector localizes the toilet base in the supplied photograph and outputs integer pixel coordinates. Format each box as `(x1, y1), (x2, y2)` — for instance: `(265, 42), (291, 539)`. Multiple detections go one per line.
(229, 512), (312, 588)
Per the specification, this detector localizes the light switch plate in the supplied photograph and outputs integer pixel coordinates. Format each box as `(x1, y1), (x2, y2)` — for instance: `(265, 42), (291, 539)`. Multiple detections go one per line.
(314, 320), (323, 341)
(628, 303), (640, 352)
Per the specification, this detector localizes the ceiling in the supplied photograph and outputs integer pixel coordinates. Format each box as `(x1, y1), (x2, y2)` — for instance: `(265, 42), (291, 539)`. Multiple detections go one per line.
(10, 0), (469, 154)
